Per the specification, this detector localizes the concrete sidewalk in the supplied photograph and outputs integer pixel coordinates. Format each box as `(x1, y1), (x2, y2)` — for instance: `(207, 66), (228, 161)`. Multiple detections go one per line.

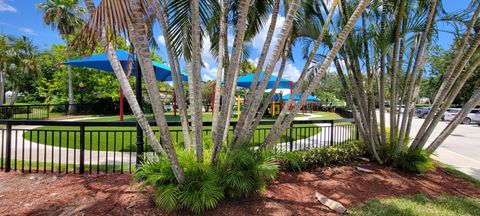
(431, 147), (480, 180)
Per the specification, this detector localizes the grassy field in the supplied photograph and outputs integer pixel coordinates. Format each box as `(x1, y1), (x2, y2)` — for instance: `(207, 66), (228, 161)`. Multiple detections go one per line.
(22, 112), (341, 152)
(349, 194), (480, 216)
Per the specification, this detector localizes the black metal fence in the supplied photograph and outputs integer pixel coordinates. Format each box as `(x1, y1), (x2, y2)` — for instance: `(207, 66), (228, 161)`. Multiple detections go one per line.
(0, 119), (357, 174)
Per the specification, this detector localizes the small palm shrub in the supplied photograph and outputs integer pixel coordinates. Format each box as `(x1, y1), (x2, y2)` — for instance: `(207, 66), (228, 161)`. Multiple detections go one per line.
(396, 149), (435, 173)
(134, 147), (298, 213)
(217, 147), (298, 198)
(134, 152), (223, 213)
(283, 140), (365, 170)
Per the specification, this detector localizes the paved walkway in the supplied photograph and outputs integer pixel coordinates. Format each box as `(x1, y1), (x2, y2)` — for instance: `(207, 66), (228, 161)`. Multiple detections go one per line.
(275, 113), (352, 151)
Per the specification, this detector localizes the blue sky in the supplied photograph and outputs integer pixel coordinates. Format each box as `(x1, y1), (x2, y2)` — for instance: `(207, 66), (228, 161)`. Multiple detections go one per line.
(0, 0), (472, 82)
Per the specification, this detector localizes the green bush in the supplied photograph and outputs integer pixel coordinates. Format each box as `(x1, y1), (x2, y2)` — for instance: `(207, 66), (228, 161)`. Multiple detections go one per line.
(134, 152), (224, 213)
(283, 140), (366, 170)
(134, 147), (298, 213)
(396, 149), (435, 173)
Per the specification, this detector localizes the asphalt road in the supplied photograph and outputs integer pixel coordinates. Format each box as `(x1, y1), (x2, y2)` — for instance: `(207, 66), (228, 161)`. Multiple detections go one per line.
(383, 111), (480, 179)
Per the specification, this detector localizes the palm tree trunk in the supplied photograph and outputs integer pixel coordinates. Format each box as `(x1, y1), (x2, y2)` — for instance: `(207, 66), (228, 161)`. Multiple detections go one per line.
(390, 0), (407, 144)
(240, 45), (289, 145)
(128, 0), (185, 182)
(67, 60), (75, 114)
(237, 0), (281, 128)
(377, 0), (388, 145)
(262, 0), (370, 148)
(411, 5), (480, 149)
(397, 0), (438, 149)
(213, 0), (251, 149)
(189, 0), (204, 161)
(412, 32), (480, 150)
(222, 66), (240, 142)
(241, 0), (337, 144)
(211, 0), (228, 154)
(0, 62), (5, 104)
(9, 85), (19, 106)
(230, 0), (301, 149)
(153, 0), (191, 151)
(427, 89), (480, 153)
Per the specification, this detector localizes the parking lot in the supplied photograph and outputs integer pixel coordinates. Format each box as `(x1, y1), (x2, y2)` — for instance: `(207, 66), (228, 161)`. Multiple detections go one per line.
(385, 111), (480, 179)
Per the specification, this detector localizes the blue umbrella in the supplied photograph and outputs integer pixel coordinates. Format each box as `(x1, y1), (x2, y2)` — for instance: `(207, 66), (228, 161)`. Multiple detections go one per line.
(237, 72), (291, 89)
(282, 93), (319, 102)
(62, 50), (187, 81)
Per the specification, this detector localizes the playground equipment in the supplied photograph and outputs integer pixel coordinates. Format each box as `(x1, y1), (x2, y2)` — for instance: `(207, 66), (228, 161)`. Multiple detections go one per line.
(212, 72), (292, 117)
(269, 94), (281, 116)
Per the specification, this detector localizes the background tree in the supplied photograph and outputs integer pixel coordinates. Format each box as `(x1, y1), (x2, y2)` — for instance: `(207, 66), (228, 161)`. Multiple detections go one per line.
(37, 0), (85, 113)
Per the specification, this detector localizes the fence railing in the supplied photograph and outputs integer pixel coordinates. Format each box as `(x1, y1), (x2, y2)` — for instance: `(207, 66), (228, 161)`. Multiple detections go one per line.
(0, 119), (357, 174)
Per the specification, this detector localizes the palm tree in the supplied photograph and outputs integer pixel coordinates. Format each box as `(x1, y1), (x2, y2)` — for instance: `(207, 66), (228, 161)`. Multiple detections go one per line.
(153, 0), (191, 152)
(37, 0), (85, 114)
(7, 36), (41, 105)
(0, 34), (11, 104)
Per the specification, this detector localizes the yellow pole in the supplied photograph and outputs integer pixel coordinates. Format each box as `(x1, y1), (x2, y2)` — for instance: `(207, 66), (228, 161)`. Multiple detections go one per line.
(237, 95), (241, 119)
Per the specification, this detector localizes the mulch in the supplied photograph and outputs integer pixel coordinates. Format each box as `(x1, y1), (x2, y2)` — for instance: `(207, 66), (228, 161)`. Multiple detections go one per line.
(0, 160), (478, 216)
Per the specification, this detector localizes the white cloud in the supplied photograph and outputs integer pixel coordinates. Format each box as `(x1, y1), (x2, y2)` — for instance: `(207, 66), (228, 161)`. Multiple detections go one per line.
(19, 27), (36, 36)
(0, 0), (16, 13)
(157, 35), (165, 46)
(283, 63), (301, 81)
(249, 14), (285, 53)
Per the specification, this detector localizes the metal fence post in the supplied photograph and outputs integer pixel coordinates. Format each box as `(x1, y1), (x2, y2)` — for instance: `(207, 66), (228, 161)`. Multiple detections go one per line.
(79, 125), (85, 174)
(289, 122), (294, 152)
(27, 105), (30, 120)
(5, 122), (12, 172)
(330, 121), (334, 146)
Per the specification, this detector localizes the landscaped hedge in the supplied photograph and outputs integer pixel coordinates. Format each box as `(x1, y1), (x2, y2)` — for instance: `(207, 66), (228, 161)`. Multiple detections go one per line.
(282, 140), (366, 170)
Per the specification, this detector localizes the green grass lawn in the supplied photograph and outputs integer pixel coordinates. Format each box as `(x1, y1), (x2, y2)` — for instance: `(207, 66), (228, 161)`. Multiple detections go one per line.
(23, 112), (340, 152)
(12, 112), (64, 119)
(348, 194), (480, 216)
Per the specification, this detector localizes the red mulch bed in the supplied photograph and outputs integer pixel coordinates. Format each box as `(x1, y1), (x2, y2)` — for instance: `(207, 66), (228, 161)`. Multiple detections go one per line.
(0, 160), (478, 216)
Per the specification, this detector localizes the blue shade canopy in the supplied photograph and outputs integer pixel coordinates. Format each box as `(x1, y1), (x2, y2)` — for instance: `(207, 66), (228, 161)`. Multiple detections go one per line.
(237, 72), (291, 89)
(282, 93), (320, 102)
(63, 50), (187, 82)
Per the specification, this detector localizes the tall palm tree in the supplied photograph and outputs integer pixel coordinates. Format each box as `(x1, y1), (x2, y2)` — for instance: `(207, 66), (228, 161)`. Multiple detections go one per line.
(37, 0), (85, 114)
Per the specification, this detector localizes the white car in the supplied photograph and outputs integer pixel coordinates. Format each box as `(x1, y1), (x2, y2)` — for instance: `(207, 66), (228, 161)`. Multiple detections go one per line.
(442, 108), (460, 121)
(443, 108), (480, 124)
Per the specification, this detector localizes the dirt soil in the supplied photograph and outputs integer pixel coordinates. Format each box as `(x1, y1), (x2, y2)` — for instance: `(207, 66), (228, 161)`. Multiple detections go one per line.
(0, 160), (478, 216)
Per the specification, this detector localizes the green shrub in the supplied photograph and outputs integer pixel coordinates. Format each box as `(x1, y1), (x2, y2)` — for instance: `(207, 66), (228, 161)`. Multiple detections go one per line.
(283, 140), (365, 170)
(134, 147), (298, 213)
(396, 149), (435, 173)
(218, 147), (299, 198)
(134, 152), (223, 214)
